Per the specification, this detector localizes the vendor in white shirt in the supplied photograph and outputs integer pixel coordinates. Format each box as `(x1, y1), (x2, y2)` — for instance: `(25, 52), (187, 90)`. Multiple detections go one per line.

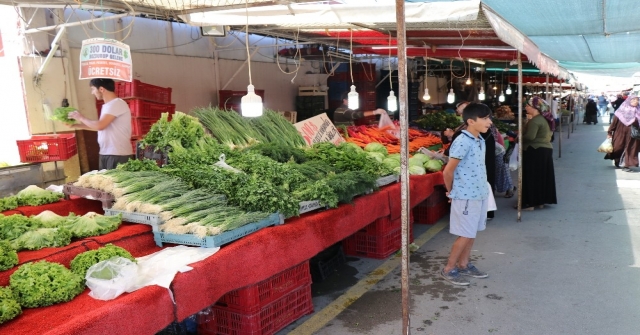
(69, 78), (133, 170)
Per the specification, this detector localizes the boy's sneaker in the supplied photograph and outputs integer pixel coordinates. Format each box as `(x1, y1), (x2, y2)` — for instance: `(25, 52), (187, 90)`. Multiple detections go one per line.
(458, 264), (489, 278)
(440, 268), (470, 286)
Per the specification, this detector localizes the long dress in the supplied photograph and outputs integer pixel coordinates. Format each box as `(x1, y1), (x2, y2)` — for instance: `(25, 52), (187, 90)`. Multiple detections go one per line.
(521, 116), (557, 207)
(605, 116), (640, 167)
(584, 101), (598, 124)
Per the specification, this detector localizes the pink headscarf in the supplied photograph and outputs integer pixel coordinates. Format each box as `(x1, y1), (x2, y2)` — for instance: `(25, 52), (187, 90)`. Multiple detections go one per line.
(614, 94), (640, 126)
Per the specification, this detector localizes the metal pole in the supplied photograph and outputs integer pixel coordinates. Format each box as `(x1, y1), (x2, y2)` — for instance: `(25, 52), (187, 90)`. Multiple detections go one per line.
(558, 88), (562, 158)
(517, 52), (523, 222)
(545, 74), (550, 104)
(394, 0), (410, 333)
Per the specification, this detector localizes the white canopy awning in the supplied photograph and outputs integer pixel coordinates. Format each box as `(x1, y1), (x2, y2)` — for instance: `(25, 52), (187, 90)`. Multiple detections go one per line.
(181, 0), (480, 26)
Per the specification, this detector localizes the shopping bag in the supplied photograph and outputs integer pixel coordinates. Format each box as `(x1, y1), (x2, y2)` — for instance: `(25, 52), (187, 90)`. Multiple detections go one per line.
(508, 143), (519, 171)
(597, 138), (613, 153)
(378, 112), (400, 138)
(487, 182), (497, 211)
(86, 257), (139, 301)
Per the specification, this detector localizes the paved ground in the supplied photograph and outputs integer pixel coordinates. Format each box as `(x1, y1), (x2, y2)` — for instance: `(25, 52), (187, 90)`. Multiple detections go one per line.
(282, 113), (640, 335)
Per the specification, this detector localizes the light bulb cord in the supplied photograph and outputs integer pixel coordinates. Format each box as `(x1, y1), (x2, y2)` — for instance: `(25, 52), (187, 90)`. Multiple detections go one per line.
(245, 0), (252, 86)
(349, 28), (354, 84)
(388, 33), (393, 89)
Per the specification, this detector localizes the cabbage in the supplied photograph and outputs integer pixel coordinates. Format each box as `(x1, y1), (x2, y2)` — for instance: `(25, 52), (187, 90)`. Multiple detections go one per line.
(408, 157), (424, 167)
(393, 166), (401, 175)
(412, 153), (431, 164)
(10, 228), (72, 251)
(425, 159), (444, 172)
(367, 152), (385, 163)
(364, 143), (388, 156)
(33, 210), (72, 228)
(340, 142), (363, 153)
(409, 165), (426, 175)
(387, 153), (401, 162)
(382, 158), (400, 170)
(61, 212), (122, 238)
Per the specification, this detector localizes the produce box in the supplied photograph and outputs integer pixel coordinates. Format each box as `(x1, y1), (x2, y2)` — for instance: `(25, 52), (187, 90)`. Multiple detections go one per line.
(198, 284), (313, 335)
(215, 261), (311, 313)
(153, 213), (281, 248)
(298, 200), (326, 215)
(16, 134), (77, 163)
(413, 199), (449, 225)
(62, 183), (114, 208)
(376, 175), (398, 187)
(310, 244), (346, 283)
(103, 208), (162, 231)
(115, 79), (172, 104)
(343, 219), (413, 259)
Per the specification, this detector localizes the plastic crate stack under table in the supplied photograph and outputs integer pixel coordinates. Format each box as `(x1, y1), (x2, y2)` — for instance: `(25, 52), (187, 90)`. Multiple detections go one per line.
(413, 185), (450, 225)
(342, 213), (414, 260)
(197, 261), (313, 335)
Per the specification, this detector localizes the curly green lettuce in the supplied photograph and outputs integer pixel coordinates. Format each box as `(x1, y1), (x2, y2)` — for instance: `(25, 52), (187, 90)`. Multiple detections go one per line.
(0, 287), (22, 324)
(70, 244), (136, 278)
(10, 228), (72, 251)
(0, 241), (18, 271)
(9, 261), (84, 308)
(61, 212), (122, 238)
(50, 107), (77, 125)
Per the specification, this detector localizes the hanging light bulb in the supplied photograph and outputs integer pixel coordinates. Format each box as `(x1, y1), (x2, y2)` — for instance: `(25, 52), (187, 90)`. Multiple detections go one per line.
(447, 88), (455, 104)
(498, 91), (505, 102)
(422, 88), (431, 101)
(465, 77), (471, 85)
(493, 85), (497, 90)
(240, 0), (262, 117)
(478, 87), (485, 101)
(242, 84), (263, 117)
(348, 85), (359, 109)
(387, 90), (397, 112)
(506, 85), (512, 95)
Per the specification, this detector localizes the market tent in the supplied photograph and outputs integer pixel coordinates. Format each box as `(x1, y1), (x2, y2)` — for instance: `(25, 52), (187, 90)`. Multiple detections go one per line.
(482, 0), (640, 78)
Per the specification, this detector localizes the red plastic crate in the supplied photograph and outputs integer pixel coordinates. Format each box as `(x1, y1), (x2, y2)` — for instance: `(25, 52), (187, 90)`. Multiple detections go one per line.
(16, 134), (77, 163)
(115, 79), (172, 104)
(413, 200), (450, 225)
(425, 186), (448, 207)
(199, 284), (313, 335)
(96, 99), (175, 119)
(343, 225), (413, 260)
(132, 118), (158, 137)
(216, 261), (311, 314)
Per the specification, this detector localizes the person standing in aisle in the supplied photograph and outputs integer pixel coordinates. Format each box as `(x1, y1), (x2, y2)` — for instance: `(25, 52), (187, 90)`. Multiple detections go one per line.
(519, 97), (557, 210)
(597, 92), (608, 117)
(605, 95), (640, 171)
(611, 94), (626, 124)
(332, 91), (386, 126)
(441, 103), (493, 286)
(69, 78), (133, 170)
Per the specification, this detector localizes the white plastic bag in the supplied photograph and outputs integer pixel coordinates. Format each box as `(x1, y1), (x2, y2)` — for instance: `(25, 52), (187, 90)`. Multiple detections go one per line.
(487, 182), (497, 211)
(378, 112), (399, 138)
(213, 154), (242, 173)
(597, 138), (613, 153)
(86, 256), (139, 301)
(508, 144), (519, 171)
(495, 142), (506, 156)
(418, 147), (449, 164)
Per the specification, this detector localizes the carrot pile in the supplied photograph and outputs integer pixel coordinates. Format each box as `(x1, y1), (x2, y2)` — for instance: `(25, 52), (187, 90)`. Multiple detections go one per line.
(342, 124), (443, 154)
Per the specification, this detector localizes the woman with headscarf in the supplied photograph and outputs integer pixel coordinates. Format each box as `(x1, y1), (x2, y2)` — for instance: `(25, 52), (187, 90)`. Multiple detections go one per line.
(605, 95), (640, 171)
(584, 99), (598, 125)
(519, 96), (557, 210)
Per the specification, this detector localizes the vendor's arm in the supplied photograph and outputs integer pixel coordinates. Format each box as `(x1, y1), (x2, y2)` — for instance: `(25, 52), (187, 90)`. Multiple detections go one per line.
(68, 111), (116, 131)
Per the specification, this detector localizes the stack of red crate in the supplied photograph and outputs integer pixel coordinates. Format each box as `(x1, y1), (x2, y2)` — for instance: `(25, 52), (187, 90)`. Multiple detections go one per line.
(94, 79), (174, 151)
(197, 261), (314, 335)
(413, 186), (450, 224)
(342, 214), (414, 259)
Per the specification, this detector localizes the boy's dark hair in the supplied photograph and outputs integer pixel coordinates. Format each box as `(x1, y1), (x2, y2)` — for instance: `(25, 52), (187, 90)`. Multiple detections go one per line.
(462, 102), (491, 124)
(89, 78), (116, 92)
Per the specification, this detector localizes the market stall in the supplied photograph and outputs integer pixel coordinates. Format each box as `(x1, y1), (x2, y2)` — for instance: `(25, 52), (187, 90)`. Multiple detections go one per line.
(0, 173), (444, 335)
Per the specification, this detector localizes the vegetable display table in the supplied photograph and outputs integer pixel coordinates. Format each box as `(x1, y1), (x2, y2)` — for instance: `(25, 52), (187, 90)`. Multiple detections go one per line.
(0, 172), (444, 335)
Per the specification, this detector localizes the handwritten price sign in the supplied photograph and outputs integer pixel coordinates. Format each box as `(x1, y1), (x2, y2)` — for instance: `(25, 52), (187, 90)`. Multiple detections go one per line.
(294, 113), (344, 146)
